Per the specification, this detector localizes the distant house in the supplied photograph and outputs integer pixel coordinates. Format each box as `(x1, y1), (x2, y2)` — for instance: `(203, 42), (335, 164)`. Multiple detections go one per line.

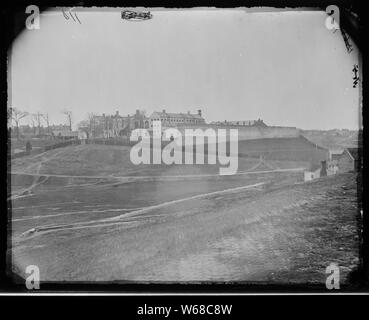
(53, 130), (79, 140)
(304, 158), (339, 181)
(330, 148), (361, 173)
(329, 149), (343, 161)
(50, 124), (71, 132)
(346, 148), (362, 171)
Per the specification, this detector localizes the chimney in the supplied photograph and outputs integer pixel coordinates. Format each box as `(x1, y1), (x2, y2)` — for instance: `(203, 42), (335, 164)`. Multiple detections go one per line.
(102, 113), (105, 117)
(198, 109), (202, 117)
(136, 109), (139, 115)
(162, 109), (166, 114)
(187, 111), (190, 114)
(116, 110), (119, 116)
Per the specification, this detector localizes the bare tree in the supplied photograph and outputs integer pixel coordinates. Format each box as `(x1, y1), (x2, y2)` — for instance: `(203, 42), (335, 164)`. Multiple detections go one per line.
(42, 113), (51, 136)
(7, 107), (12, 121)
(10, 107), (29, 140)
(33, 112), (43, 136)
(29, 117), (36, 135)
(62, 110), (72, 131)
(87, 112), (97, 138)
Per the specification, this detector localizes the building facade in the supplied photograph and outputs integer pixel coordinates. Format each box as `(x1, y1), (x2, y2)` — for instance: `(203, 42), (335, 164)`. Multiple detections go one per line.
(330, 148), (361, 173)
(149, 109), (205, 128)
(80, 110), (148, 138)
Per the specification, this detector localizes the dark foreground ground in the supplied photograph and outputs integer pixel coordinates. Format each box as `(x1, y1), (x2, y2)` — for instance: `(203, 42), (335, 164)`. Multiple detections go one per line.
(9, 171), (361, 285)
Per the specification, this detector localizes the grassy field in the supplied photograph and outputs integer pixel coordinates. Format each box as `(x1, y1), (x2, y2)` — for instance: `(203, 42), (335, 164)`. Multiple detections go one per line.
(9, 173), (360, 284)
(10, 143), (310, 176)
(8, 144), (361, 285)
(301, 131), (360, 150)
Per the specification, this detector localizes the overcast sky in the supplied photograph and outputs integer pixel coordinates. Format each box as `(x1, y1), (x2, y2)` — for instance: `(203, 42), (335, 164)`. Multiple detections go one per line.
(9, 8), (360, 130)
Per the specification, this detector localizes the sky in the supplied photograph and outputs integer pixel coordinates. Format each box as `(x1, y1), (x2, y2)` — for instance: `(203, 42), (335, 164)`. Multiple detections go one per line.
(9, 8), (361, 130)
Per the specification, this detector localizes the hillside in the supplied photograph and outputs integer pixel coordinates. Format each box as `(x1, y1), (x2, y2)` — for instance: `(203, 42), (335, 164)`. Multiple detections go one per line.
(301, 130), (361, 150)
(10, 139), (314, 178)
(238, 136), (328, 163)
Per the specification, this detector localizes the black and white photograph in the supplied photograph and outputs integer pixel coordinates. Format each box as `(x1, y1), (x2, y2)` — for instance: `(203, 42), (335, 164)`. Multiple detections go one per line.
(4, 5), (365, 292)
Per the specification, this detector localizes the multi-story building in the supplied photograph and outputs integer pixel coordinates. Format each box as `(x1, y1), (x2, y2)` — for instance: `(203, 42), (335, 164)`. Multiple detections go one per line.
(149, 109), (205, 128)
(81, 110), (148, 138)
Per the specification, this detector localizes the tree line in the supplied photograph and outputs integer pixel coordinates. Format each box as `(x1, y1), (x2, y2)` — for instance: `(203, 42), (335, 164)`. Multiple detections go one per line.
(8, 107), (73, 140)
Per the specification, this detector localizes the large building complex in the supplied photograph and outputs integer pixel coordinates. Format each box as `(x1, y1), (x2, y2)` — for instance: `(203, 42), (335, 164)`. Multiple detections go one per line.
(77, 108), (296, 141)
(149, 109), (205, 128)
(79, 110), (148, 138)
(79, 109), (207, 138)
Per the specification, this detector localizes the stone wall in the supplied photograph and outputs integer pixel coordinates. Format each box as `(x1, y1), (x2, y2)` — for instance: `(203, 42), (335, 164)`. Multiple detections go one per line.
(174, 125), (300, 141)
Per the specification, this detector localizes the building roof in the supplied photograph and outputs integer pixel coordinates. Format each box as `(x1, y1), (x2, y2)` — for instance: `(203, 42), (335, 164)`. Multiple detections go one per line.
(211, 119), (267, 126)
(329, 149), (344, 161)
(150, 111), (204, 120)
(331, 153), (343, 161)
(346, 148), (361, 161)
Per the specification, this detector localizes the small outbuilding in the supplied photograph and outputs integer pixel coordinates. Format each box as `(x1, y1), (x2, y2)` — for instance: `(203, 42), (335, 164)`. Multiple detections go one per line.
(330, 148), (361, 173)
(304, 163), (322, 182)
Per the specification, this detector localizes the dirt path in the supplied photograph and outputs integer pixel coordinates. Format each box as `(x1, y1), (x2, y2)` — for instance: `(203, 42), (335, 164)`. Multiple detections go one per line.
(9, 150), (64, 200)
(11, 167), (305, 181)
(15, 181), (266, 237)
(10, 173), (360, 284)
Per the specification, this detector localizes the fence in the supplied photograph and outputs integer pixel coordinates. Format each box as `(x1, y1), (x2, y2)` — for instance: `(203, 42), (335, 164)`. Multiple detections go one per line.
(10, 137), (134, 160)
(9, 138), (81, 160)
(86, 137), (131, 146)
